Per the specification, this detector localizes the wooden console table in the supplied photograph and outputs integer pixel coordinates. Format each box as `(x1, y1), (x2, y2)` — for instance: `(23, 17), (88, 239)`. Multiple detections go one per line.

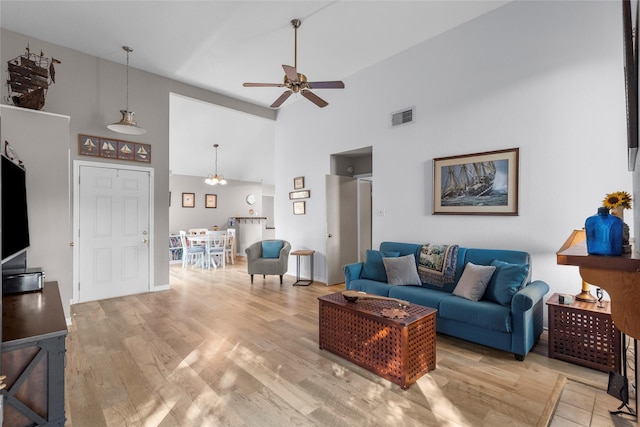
(557, 234), (639, 425)
(2, 282), (67, 426)
(557, 234), (640, 340)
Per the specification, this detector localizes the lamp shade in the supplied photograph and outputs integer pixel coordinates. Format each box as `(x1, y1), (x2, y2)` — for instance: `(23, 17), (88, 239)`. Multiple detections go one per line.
(108, 46), (146, 135)
(560, 229), (596, 303)
(108, 110), (146, 135)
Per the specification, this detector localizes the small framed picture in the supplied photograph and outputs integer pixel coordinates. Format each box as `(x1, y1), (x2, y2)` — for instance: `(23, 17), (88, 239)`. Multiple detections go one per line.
(205, 194), (217, 208)
(293, 176), (305, 190)
(289, 190), (310, 200)
(293, 201), (306, 215)
(78, 135), (99, 156)
(182, 192), (195, 208)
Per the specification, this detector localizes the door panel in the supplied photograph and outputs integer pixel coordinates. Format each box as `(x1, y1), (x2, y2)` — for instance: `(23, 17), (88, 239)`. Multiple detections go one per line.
(79, 166), (150, 302)
(326, 175), (358, 285)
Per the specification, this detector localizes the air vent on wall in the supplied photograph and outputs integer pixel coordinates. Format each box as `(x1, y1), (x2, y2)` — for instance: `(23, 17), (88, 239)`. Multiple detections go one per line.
(391, 107), (415, 127)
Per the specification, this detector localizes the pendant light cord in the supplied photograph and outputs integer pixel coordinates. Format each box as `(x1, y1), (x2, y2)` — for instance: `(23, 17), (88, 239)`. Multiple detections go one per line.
(125, 47), (131, 111)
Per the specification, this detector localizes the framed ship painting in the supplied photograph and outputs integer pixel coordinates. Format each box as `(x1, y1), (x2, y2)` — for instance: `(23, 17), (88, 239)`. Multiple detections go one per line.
(433, 148), (519, 215)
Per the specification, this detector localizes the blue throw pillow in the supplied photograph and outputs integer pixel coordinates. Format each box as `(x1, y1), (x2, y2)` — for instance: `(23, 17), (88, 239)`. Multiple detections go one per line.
(361, 250), (400, 282)
(262, 240), (283, 258)
(484, 260), (530, 306)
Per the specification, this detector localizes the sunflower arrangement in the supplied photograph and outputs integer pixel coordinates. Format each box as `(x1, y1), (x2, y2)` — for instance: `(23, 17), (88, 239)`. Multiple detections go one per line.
(602, 191), (632, 210)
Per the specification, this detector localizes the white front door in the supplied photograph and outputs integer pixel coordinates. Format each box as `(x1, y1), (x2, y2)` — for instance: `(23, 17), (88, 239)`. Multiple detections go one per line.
(78, 164), (150, 302)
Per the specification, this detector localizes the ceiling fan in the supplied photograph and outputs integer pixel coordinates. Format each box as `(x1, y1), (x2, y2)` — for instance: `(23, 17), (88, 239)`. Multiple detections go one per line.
(243, 19), (345, 108)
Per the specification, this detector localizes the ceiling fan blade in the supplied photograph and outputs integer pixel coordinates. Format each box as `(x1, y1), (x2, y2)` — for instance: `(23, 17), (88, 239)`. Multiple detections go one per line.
(301, 89), (328, 108)
(307, 81), (345, 89)
(243, 82), (284, 87)
(271, 90), (292, 108)
(282, 65), (299, 83)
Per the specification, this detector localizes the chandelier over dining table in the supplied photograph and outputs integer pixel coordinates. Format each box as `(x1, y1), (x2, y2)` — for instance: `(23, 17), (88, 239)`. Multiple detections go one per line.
(205, 144), (227, 185)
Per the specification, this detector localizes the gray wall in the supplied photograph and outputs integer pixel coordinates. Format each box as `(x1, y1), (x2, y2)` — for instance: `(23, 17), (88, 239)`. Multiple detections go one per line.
(0, 106), (72, 318)
(1, 28), (274, 293)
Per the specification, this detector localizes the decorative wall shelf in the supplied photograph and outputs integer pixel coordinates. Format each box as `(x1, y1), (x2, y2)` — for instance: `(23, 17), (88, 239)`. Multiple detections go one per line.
(233, 216), (267, 224)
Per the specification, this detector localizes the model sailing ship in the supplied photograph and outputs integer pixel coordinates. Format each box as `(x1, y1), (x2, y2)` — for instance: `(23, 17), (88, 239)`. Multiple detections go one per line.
(6, 45), (60, 110)
(442, 161), (496, 199)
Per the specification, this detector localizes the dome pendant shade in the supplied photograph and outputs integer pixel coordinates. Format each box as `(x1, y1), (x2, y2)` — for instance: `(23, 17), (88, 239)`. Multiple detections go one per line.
(108, 46), (146, 135)
(108, 110), (146, 135)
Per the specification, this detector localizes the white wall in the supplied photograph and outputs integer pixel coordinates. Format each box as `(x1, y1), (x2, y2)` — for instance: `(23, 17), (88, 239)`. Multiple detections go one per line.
(274, 0), (632, 306)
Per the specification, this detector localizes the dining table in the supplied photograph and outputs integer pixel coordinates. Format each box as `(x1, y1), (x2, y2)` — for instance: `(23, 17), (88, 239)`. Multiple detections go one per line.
(186, 232), (228, 268)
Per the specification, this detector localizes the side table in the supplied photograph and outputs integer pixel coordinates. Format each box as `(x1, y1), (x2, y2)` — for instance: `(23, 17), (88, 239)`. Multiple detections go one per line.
(546, 292), (620, 373)
(291, 249), (315, 286)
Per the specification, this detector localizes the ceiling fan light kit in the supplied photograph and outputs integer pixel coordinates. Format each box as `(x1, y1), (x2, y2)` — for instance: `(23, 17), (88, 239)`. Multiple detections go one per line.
(243, 18), (345, 108)
(108, 46), (146, 135)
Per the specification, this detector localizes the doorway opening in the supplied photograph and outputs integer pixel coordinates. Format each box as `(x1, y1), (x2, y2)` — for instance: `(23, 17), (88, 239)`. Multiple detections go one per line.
(325, 147), (372, 285)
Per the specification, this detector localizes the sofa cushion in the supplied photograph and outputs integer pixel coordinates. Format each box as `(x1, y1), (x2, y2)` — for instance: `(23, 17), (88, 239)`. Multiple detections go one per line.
(439, 296), (512, 333)
(452, 262), (496, 301)
(262, 240), (283, 258)
(361, 250), (400, 282)
(389, 285), (450, 309)
(484, 260), (530, 306)
(383, 254), (421, 285)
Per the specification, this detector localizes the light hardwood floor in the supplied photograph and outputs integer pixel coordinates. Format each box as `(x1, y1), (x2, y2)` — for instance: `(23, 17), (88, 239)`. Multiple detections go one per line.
(64, 260), (634, 426)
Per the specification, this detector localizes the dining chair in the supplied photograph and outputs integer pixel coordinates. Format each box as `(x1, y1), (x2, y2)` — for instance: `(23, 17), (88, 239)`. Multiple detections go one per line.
(179, 230), (205, 268)
(225, 228), (236, 264)
(206, 230), (227, 269)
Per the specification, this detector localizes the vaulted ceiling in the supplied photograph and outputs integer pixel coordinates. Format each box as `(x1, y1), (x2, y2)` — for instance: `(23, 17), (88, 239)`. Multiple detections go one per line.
(1, 1), (510, 184)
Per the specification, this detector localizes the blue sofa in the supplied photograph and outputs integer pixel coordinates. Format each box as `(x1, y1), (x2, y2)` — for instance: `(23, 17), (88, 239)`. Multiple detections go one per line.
(344, 242), (550, 360)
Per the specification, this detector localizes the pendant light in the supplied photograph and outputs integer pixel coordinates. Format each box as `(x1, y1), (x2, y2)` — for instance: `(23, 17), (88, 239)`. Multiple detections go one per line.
(108, 46), (146, 135)
(205, 144), (227, 185)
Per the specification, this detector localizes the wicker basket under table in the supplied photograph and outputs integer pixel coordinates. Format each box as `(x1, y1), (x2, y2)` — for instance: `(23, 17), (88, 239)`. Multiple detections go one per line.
(318, 292), (437, 389)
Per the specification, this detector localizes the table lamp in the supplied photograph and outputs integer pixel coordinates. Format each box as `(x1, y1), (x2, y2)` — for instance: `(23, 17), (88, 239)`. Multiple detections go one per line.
(560, 229), (597, 303)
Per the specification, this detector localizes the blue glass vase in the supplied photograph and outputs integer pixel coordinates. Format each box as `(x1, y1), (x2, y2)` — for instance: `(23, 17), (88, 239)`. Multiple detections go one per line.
(585, 207), (623, 256)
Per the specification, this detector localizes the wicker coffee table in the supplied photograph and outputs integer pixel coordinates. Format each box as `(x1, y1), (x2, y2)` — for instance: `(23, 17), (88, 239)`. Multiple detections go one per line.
(318, 292), (437, 389)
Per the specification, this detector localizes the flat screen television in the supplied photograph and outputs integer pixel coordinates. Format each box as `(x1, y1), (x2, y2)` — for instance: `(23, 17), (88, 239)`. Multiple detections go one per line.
(1, 154), (30, 264)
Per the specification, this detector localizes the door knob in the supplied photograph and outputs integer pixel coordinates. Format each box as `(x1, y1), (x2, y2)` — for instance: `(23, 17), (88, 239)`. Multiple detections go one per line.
(143, 239), (148, 244)
(143, 231), (148, 235)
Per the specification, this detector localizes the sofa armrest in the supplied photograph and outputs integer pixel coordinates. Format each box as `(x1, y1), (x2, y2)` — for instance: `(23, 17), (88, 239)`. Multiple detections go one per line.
(512, 280), (550, 313)
(344, 263), (364, 287)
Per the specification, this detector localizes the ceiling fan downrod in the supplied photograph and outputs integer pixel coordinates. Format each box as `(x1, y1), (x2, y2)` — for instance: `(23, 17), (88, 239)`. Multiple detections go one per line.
(291, 19), (301, 69)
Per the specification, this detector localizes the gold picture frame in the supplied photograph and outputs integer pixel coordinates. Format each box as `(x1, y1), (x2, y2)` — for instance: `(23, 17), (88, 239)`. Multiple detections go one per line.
(293, 176), (305, 189)
(289, 190), (310, 200)
(433, 148), (519, 215)
(182, 192), (195, 208)
(293, 201), (306, 215)
(205, 194), (217, 208)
